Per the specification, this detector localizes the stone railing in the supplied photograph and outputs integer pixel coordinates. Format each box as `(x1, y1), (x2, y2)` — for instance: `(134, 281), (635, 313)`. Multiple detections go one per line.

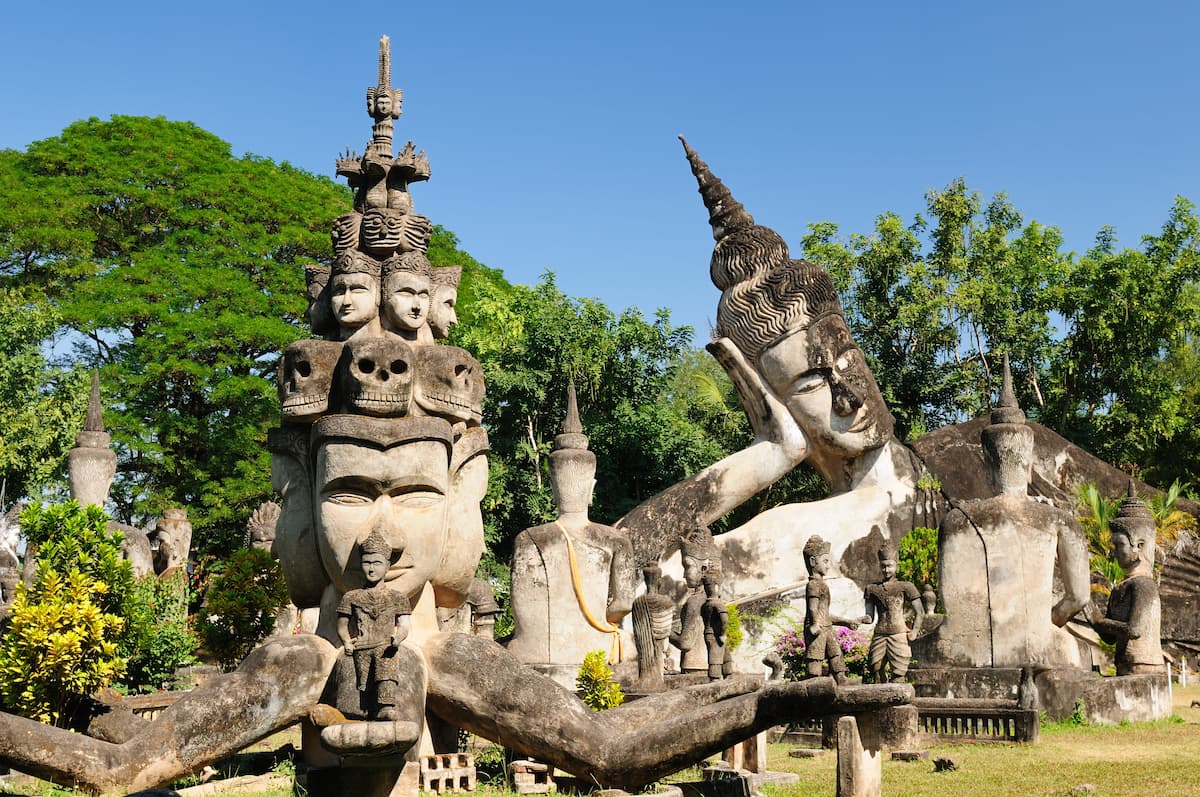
(914, 698), (1039, 743)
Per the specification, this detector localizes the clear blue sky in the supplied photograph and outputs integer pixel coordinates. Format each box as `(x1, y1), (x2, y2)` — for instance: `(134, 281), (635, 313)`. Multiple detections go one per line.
(3, 1), (1196, 339)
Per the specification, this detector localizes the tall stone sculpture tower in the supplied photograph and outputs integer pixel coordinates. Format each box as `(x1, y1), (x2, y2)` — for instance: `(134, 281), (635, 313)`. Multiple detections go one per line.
(68, 371), (116, 508)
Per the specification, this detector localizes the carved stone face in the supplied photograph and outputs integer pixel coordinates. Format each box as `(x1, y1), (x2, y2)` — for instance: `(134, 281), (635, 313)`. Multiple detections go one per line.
(429, 284), (459, 340)
(383, 270), (431, 332)
(340, 336), (413, 417)
(880, 559), (898, 580)
(315, 435), (450, 603)
(361, 208), (407, 258)
(682, 555), (711, 589)
(757, 313), (893, 459)
(278, 340), (343, 422)
(331, 273), (380, 333)
(331, 212), (362, 255)
(411, 346), (484, 425)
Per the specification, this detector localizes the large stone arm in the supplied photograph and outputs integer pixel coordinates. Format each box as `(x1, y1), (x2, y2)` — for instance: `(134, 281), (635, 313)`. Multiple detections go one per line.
(0, 636), (338, 796)
(424, 632), (909, 790)
(616, 338), (808, 566)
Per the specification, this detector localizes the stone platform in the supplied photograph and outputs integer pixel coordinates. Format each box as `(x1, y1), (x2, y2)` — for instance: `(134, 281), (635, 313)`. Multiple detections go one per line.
(909, 666), (1170, 724)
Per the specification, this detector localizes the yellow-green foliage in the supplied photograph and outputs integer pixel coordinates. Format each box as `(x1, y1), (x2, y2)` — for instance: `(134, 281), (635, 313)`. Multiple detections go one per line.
(897, 526), (938, 592)
(726, 603), (743, 651)
(0, 568), (125, 725)
(575, 650), (623, 711)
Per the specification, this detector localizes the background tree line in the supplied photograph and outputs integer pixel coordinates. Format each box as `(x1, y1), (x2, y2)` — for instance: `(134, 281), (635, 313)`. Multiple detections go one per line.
(2, 117), (1198, 574)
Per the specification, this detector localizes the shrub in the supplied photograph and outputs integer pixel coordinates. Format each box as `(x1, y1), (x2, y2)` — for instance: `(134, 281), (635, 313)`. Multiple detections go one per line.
(898, 526), (938, 593)
(576, 650), (623, 710)
(195, 547), (288, 669)
(120, 570), (197, 692)
(773, 621), (869, 680)
(19, 502), (133, 618)
(0, 568), (125, 725)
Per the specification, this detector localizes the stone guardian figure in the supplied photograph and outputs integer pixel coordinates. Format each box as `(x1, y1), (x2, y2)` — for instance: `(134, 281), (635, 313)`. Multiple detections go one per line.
(863, 546), (923, 683)
(337, 527), (414, 720)
(1092, 483), (1165, 676)
(631, 564), (676, 691)
(803, 535), (864, 684)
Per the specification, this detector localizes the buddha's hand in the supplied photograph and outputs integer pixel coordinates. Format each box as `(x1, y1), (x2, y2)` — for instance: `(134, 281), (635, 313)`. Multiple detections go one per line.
(706, 337), (807, 462)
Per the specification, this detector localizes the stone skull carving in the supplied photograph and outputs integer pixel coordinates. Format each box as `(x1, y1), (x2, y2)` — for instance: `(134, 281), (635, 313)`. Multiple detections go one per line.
(340, 335), (414, 417)
(278, 339), (344, 423)
(412, 345), (485, 426)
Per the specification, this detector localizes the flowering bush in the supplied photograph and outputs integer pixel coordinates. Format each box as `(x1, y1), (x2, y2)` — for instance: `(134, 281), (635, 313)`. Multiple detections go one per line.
(773, 621), (869, 680)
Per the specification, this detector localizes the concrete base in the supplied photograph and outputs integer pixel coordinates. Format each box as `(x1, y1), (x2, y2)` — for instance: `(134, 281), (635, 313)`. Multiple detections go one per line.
(1037, 670), (1171, 724)
(305, 760), (419, 797)
(909, 666), (1172, 723)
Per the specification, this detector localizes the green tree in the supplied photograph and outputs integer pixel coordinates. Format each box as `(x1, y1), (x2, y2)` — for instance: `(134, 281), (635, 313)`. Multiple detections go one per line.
(0, 288), (88, 500)
(0, 117), (351, 553)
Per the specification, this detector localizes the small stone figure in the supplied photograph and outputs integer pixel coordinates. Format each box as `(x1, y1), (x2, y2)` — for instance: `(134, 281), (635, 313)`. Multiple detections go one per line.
(803, 535), (863, 683)
(632, 564), (676, 690)
(700, 573), (733, 680)
(337, 528), (413, 720)
(671, 527), (717, 675)
(1092, 483), (1165, 676)
(863, 546), (923, 683)
(381, 251), (434, 344)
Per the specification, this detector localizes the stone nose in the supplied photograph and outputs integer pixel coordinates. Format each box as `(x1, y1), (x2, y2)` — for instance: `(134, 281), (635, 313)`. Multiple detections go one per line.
(828, 371), (864, 416)
(369, 499), (406, 558)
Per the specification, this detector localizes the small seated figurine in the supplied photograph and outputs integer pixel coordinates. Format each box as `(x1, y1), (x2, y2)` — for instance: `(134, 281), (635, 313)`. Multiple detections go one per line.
(700, 573), (732, 680)
(337, 528), (413, 720)
(1092, 484), (1165, 676)
(803, 535), (864, 684)
(863, 545), (923, 683)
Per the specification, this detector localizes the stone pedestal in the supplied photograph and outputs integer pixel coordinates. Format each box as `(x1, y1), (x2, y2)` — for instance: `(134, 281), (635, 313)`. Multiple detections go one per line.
(874, 704), (921, 751)
(836, 715), (881, 797)
(306, 760), (419, 797)
(722, 731), (766, 773)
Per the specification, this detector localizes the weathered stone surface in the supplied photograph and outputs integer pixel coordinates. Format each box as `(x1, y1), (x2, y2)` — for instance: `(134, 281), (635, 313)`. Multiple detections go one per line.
(836, 715), (881, 797)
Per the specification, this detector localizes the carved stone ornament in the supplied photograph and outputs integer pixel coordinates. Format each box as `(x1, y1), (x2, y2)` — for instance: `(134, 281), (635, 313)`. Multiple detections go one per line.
(278, 339), (344, 423)
(411, 345), (484, 425)
(339, 335), (414, 417)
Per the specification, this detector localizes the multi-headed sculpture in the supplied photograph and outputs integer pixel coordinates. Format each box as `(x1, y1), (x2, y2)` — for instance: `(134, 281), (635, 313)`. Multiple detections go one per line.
(0, 43), (913, 796)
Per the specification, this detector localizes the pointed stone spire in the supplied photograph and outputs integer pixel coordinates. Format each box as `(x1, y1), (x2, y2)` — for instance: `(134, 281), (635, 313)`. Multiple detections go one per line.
(678, 136), (755, 241)
(553, 380), (589, 451)
(69, 371), (116, 507)
(84, 370), (104, 433)
(990, 353), (1025, 425)
(378, 35), (392, 91)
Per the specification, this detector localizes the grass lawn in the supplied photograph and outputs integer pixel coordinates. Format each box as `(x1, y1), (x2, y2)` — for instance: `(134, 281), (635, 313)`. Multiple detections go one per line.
(5, 684), (1200, 796)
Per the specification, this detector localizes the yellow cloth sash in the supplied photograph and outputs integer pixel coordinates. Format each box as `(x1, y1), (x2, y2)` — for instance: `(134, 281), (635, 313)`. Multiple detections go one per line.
(556, 520), (624, 665)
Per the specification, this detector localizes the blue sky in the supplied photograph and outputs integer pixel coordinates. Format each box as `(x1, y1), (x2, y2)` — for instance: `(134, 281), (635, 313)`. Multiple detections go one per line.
(2, 1), (1196, 339)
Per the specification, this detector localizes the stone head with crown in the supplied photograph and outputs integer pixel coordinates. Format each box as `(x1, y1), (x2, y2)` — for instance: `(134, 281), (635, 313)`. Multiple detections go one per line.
(270, 36), (486, 644)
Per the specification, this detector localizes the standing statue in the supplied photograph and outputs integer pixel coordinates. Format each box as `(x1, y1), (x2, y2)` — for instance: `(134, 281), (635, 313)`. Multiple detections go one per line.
(863, 546), (923, 683)
(803, 535), (865, 684)
(0, 43), (914, 796)
(337, 528), (414, 720)
(671, 527), (717, 675)
(507, 383), (635, 686)
(1093, 484), (1165, 675)
(631, 564), (675, 690)
(700, 573), (732, 680)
